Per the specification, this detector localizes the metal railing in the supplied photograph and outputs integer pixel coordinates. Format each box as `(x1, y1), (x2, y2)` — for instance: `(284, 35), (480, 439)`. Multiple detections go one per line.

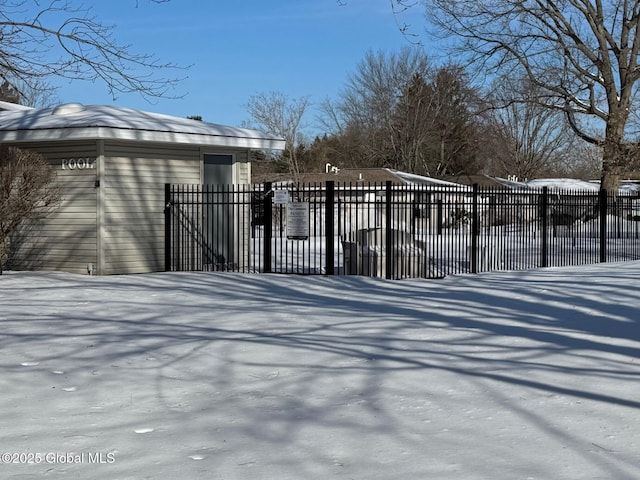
(165, 182), (640, 278)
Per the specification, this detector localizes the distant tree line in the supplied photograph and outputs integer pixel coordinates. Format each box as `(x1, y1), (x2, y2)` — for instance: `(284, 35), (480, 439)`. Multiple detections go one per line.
(0, 1), (634, 188)
(246, 47), (605, 183)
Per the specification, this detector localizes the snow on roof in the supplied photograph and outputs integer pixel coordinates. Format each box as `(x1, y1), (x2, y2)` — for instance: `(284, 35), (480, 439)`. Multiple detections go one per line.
(496, 177), (640, 193)
(529, 178), (640, 193)
(620, 181), (640, 193)
(493, 177), (530, 189)
(388, 169), (465, 187)
(0, 103), (285, 150)
(525, 178), (600, 191)
(0, 101), (34, 112)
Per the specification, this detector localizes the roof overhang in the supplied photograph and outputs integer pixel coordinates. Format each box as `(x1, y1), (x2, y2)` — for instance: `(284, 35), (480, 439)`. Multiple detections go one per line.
(0, 103), (286, 151)
(0, 126), (285, 150)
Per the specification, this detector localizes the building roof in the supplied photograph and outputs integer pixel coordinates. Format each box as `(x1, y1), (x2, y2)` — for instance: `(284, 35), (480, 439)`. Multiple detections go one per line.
(494, 177), (640, 193)
(389, 170), (462, 187)
(0, 103), (285, 150)
(0, 101), (33, 112)
(442, 174), (509, 187)
(253, 168), (464, 187)
(525, 178), (600, 191)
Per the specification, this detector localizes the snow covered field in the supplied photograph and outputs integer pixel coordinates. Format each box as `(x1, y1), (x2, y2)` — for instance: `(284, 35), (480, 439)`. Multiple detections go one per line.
(1, 264), (639, 479)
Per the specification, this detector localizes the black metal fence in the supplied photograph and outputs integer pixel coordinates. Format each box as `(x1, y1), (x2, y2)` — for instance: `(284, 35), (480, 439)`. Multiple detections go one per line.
(165, 181), (640, 278)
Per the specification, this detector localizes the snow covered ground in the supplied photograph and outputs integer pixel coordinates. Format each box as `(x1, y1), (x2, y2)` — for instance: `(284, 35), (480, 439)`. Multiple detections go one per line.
(1, 264), (639, 479)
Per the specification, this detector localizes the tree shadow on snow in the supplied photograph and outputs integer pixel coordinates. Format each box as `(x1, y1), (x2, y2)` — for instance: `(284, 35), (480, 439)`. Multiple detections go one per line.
(0, 267), (639, 478)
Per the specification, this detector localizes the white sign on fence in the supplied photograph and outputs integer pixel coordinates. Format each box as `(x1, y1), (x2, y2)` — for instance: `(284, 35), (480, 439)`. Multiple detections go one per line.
(274, 190), (290, 205)
(286, 202), (310, 240)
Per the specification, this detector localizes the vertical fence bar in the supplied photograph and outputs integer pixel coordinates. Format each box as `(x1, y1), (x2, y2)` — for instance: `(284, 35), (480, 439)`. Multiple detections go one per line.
(541, 187), (548, 268)
(600, 188), (607, 263)
(252, 184), (261, 272)
(235, 184), (241, 272)
(190, 184), (195, 271)
(177, 184), (183, 271)
(325, 181), (335, 275)
(175, 185), (181, 271)
(471, 184), (479, 274)
(223, 184), (228, 270)
(193, 185), (199, 271)
(184, 184), (189, 271)
(187, 185), (192, 271)
(385, 181), (393, 280)
(164, 183), (171, 271)
(205, 184), (210, 270)
(263, 182), (272, 273)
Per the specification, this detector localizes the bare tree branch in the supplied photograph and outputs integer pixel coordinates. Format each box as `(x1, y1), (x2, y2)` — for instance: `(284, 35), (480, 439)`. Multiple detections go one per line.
(488, 75), (578, 178)
(422, 0), (640, 189)
(0, 146), (61, 274)
(0, 0), (186, 101)
(244, 92), (311, 181)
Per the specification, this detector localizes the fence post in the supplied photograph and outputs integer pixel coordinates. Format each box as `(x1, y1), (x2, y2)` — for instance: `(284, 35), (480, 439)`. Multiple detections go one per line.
(263, 182), (272, 273)
(470, 184), (479, 274)
(385, 180), (393, 279)
(541, 186), (548, 268)
(599, 188), (607, 262)
(164, 183), (171, 272)
(325, 181), (335, 275)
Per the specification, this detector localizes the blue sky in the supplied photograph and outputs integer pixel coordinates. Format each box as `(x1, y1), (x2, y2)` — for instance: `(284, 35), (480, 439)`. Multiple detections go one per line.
(49, 0), (433, 131)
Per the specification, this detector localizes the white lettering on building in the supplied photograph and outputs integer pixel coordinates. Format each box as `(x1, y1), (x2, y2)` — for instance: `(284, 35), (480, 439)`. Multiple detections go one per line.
(62, 158), (96, 170)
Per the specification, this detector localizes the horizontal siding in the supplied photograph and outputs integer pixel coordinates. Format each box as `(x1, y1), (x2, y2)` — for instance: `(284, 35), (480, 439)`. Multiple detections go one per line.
(17, 239), (97, 250)
(5, 140), (256, 275)
(104, 157), (202, 169)
(44, 213), (97, 222)
(103, 224), (164, 235)
(9, 224), (97, 272)
(8, 143), (97, 274)
(104, 246), (164, 261)
(18, 228), (96, 239)
(99, 260), (164, 274)
(236, 151), (250, 184)
(6, 141), (98, 159)
(245, 161), (252, 185)
(105, 167), (201, 182)
(101, 142), (201, 274)
(38, 219), (98, 228)
(106, 143), (202, 159)
(103, 203), (185, 217)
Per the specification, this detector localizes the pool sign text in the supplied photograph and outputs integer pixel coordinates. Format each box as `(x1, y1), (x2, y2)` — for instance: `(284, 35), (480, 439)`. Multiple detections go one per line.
(286, 202), (310, 241)
(62, 157), (96, 170)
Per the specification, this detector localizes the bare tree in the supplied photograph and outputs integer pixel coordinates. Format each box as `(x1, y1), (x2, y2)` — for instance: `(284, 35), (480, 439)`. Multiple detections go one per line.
(564, 144), (605, 179)
(418, 65), (486, 176)
(1, 78), (59, 107)
(391, 72), (436, 174)
(0, 0), (184, 101)
(0, 80), (20, 104)
(0, 147), (61, 274)
(320, 48), (486, 176)
(487, 75), (577, 179)
(422, 0), (640, 191)
(244, 91), (311, 181)
(318, 47), (433, 171)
